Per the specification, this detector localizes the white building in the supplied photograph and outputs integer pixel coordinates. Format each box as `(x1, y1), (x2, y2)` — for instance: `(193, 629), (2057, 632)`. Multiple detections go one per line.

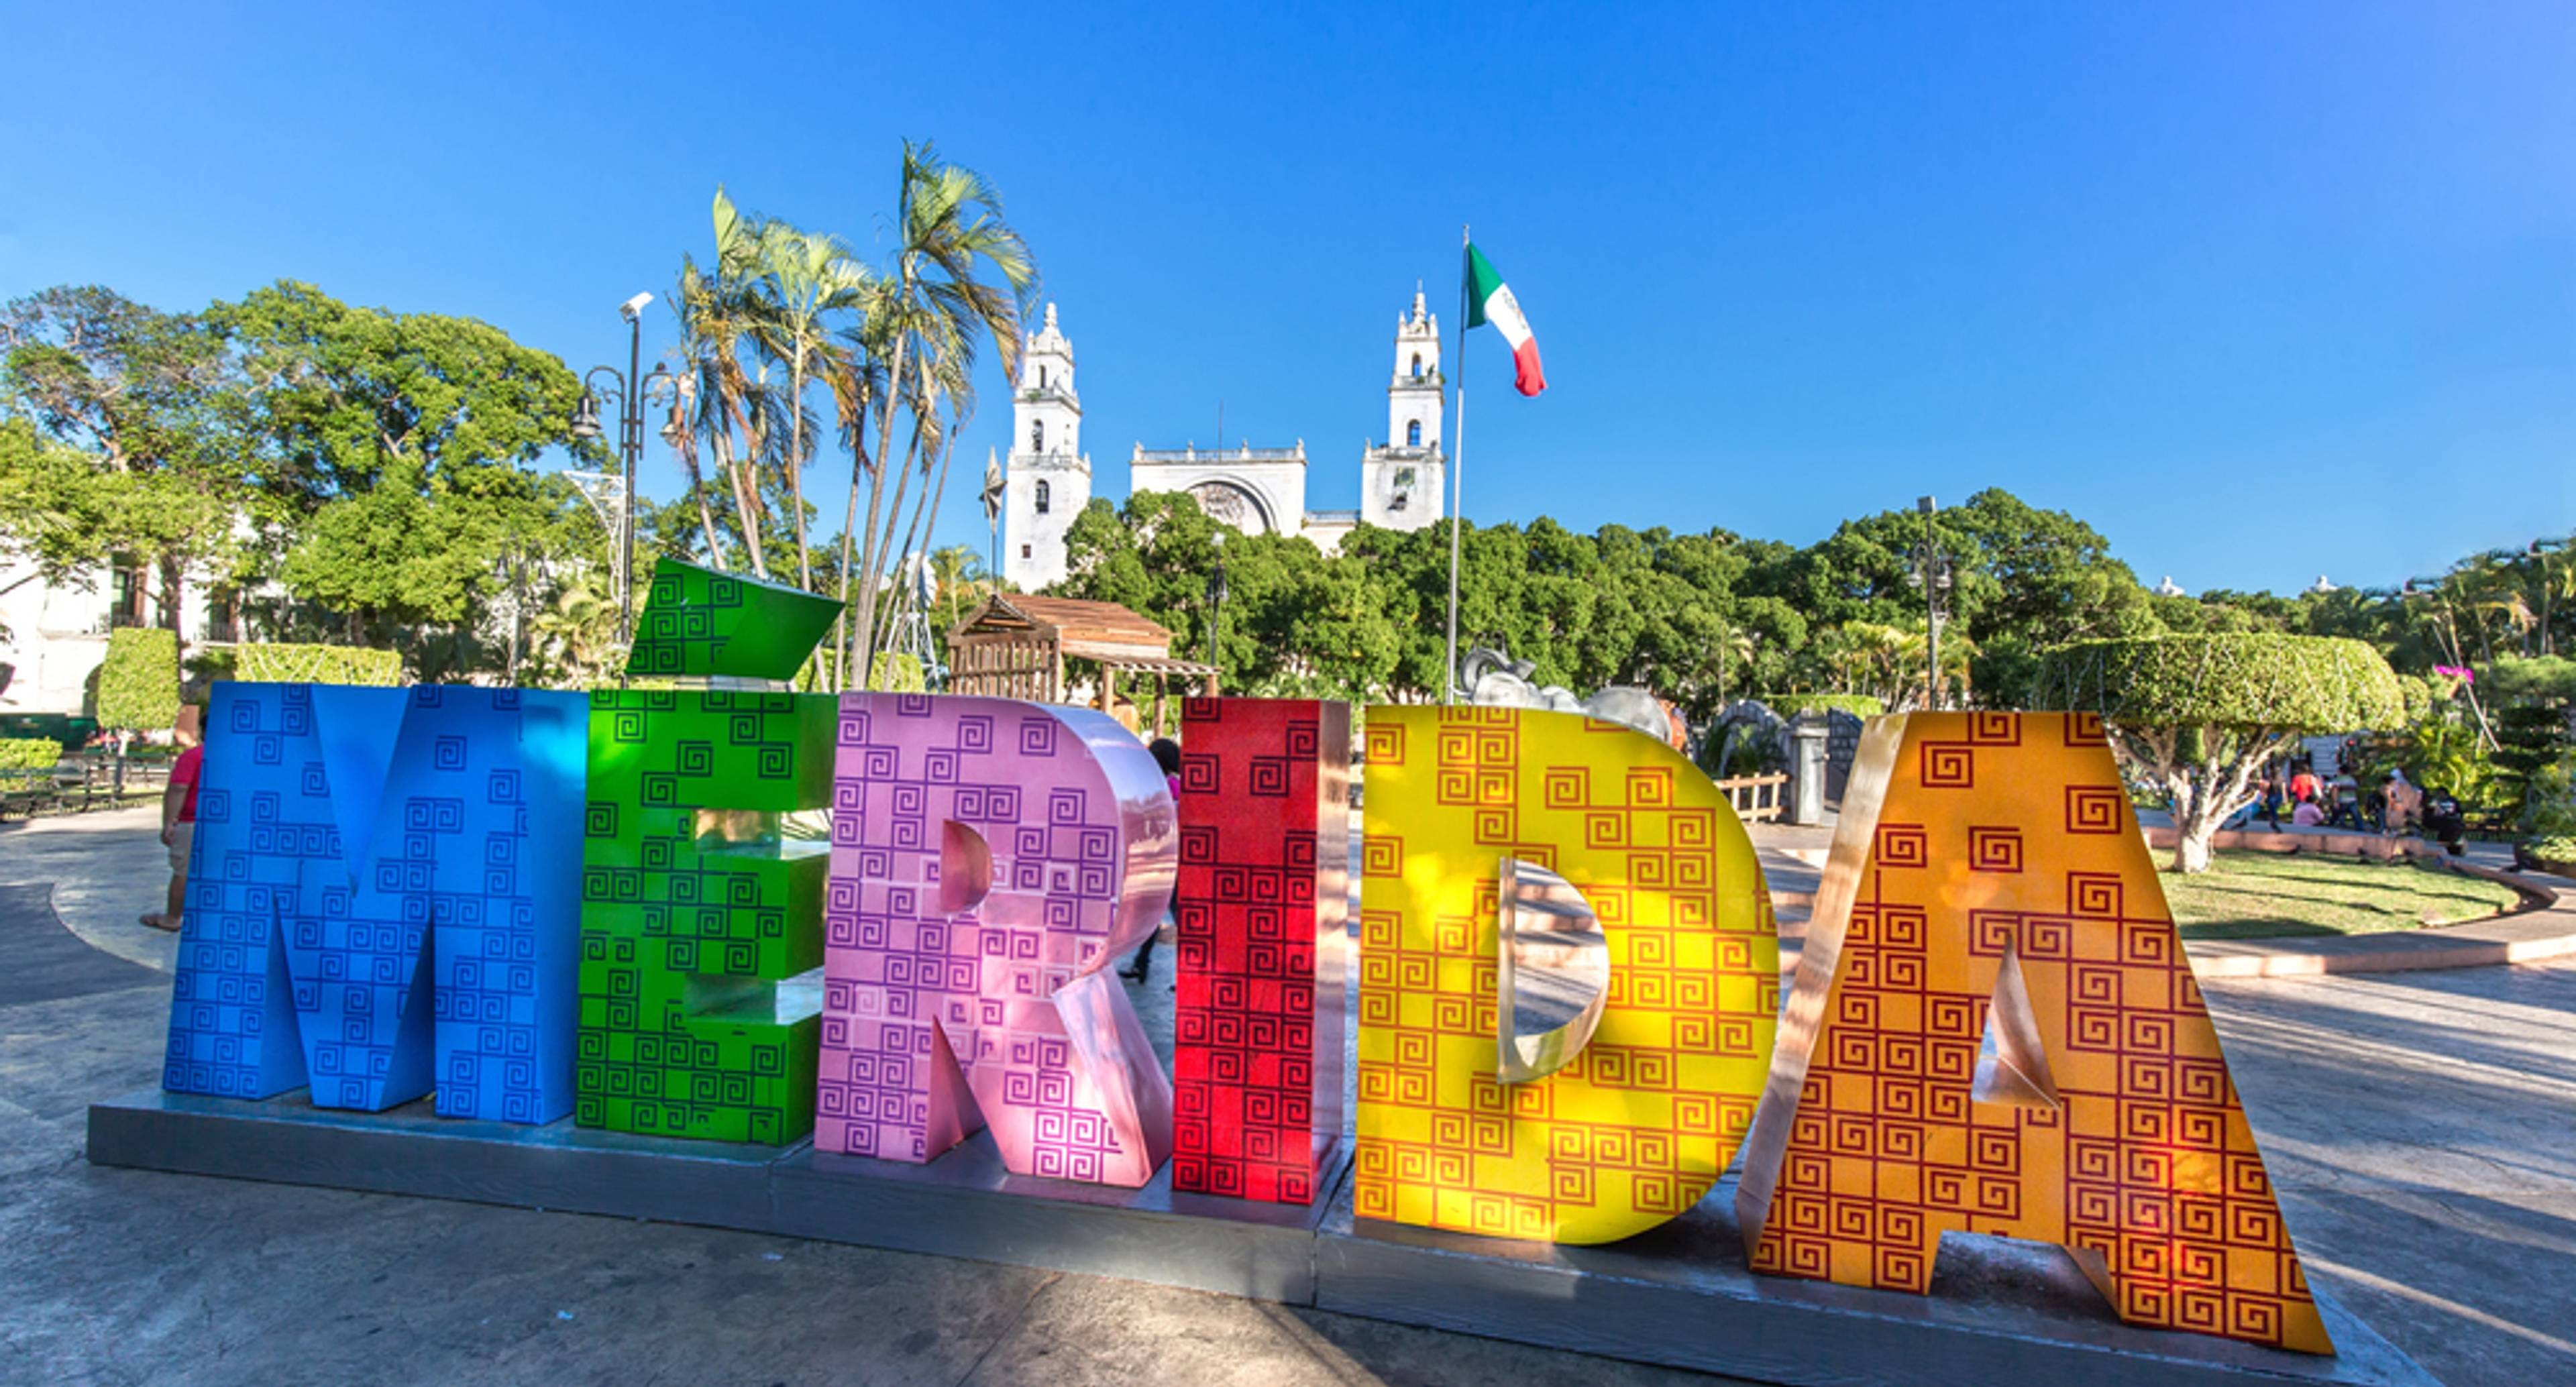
(1002, 292), (1448, 593)
(0, 559), (233, 716)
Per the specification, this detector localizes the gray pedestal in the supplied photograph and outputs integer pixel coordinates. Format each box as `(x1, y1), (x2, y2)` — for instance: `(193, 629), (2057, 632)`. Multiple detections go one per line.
(87, 1090), (2436, 1387)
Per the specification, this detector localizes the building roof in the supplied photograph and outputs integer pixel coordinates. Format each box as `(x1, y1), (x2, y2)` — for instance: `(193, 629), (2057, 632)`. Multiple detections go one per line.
(949, 594), (1177, 661)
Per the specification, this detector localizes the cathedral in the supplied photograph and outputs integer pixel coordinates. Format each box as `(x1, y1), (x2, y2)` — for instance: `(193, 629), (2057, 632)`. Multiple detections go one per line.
(1002, 292), (1449, 592)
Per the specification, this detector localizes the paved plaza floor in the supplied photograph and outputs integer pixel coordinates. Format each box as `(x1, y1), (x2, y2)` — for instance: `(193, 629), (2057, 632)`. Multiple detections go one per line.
(4, 808), (2572, 1386)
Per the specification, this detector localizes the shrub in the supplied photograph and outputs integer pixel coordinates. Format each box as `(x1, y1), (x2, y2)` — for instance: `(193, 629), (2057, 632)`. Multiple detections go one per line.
(2526, 835), (2576, 872)
(2493, 704), (2565, 785)
(869, 651), (927, 694)
(0, 738), (64, 777)
(96, 628), (180, 732)
(2035, 634), (2404, 873)
(2034, 634), (2405, 732)
(235, 643), (404, 686)
(2392, 673), (2439, 724)
(1761, 694), (1885, 719)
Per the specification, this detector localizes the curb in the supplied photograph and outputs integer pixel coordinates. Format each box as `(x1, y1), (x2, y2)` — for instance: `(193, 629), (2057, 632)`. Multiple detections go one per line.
(2184, 857), (2576, 978)
(1756, 841), (2576, 981)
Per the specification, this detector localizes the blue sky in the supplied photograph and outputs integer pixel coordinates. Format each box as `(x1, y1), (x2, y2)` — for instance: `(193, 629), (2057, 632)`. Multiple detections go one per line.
(4, 1), (2570, 595)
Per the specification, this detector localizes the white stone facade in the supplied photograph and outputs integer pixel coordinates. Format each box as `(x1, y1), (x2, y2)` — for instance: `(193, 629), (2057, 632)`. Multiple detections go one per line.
(1002, 304), (1091, 592)
(0, 559), (232, 716)
(1003, 292), (1446, 590)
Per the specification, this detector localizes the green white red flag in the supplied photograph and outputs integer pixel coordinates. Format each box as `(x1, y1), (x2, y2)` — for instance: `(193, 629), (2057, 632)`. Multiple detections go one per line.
(1465, 243), (1546, 397)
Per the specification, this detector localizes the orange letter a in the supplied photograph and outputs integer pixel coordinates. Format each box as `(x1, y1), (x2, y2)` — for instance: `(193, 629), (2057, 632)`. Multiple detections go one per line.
(1735, 712), (2332, 1355)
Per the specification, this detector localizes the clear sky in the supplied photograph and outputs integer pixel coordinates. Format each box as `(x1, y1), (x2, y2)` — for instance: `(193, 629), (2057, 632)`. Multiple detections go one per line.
(4, 1), (2570, 595)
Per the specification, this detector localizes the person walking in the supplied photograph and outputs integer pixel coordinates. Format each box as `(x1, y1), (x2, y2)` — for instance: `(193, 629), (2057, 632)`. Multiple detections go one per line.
(1122, 737), (1185, 985)
(142, 706), (203, 932)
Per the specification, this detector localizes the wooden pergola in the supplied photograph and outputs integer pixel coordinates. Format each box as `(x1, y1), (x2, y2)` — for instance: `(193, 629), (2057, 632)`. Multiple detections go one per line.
(945, 594), (1218, 731)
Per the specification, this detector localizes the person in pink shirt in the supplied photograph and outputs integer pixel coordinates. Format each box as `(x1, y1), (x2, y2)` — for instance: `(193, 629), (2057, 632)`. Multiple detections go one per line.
(144, 708), (203, 932)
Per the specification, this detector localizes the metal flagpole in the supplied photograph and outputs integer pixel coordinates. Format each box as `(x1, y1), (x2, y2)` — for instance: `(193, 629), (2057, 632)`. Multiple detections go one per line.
(1444, 224), (1468, 704)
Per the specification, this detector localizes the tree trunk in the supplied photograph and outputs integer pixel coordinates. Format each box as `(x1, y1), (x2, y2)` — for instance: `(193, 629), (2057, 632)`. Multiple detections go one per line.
(2171, 795), (2225, 874)
(856, 429), (925, 688)
(788, 343), (813, 592)
(848, 292), (914, 691)
(157, 551), (184, 636)
(675, 434), (726, 568)
(830, 395), (871, 691)
(875, 435), (951, 656)
(710, 423), (765, 579)
(906, 439), (959, 675)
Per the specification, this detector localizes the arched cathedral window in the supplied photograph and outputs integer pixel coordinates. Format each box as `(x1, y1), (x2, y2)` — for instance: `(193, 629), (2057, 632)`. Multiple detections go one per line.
(1407, 420), (1421, 447)
(1038, 365), (1049, 390)
(1035, 480), (1051, 514)
(1031, 420), (1044, 453)
(1411, 353), (1422, 379)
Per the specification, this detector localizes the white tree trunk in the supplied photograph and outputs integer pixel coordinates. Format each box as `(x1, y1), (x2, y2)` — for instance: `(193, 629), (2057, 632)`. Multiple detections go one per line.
(2110, 724), (2286, 876)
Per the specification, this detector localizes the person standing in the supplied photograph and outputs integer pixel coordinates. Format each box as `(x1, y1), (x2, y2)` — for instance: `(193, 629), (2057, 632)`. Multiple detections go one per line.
(2384, 771), (2422, 836)
(143, 706), (203, 932)
(2289, 763), (2320, 806)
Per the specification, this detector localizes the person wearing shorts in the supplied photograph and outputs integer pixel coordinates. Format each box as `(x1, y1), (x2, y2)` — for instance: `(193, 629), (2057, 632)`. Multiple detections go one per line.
(145, 708), (203, 932)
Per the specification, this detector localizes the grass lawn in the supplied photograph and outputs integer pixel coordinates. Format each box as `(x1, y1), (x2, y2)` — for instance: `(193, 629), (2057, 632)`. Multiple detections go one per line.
(2161, 850), (2525, 940)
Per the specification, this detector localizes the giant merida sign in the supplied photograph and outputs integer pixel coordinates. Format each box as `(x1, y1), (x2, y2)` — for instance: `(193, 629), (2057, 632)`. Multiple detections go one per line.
(157, 559), (2332, 1358)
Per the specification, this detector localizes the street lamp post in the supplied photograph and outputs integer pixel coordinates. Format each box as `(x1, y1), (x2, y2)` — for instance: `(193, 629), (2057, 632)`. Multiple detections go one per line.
(570, 293), (682, 648)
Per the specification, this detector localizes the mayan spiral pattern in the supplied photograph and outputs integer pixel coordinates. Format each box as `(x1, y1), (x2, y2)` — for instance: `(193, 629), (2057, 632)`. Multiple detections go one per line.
(819, 694), (1177, 1186)
(165, 684), (586, 1120)
(1356, 706), (1778, 1245)
(1738, 712), (2332, 1355)
(577, 689), (836, 1145)
(1171, 697), (1348, 1205)
(621, 557), (845, 683)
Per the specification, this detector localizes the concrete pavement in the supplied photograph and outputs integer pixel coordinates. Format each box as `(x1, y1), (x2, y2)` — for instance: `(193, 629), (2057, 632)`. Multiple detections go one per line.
(7, 810), (2575, 1384)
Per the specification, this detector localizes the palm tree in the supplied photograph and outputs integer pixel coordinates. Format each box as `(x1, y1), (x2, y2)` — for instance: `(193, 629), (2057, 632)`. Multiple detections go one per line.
(927, 543), (992, 631)
(873, 345), (981, 661)
(847, 141), (1034, 689)
(674, 251), (771, 577)
(741, 205), (871, 592)
(658, 349), (727, 568)
(827, 319), (891, 689)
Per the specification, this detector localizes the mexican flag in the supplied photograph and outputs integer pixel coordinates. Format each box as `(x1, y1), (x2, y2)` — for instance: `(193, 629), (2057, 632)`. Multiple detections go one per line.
(1466, 243), (1546, 397)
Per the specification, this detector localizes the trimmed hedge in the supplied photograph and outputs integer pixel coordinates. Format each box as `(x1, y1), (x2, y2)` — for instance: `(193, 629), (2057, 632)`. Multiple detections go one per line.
(235, 643), (404, 686)
(2392, 673), (2439, 724)
(869, 652), (928, 694)
(0, 738), (64, 775)
(2033, 634), (2404, 731)
(97, 628), (180, 732)
(1761, 694), (1885, 718)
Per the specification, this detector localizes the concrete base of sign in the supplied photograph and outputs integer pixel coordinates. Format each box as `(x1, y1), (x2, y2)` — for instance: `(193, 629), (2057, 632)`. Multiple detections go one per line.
(1313, 1181), (2434, 1387)
(87, 1090), (2435, 1387)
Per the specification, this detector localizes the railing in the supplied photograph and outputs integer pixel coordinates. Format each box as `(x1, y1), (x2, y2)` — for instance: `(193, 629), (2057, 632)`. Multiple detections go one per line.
(1711, 771), (1789, 823)
(1134, 445), (1305, 464)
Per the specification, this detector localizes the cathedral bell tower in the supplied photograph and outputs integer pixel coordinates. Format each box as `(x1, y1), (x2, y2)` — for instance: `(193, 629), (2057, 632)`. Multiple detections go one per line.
(1361, 288), (1446, 531)
(1004, 303), (1089, 591)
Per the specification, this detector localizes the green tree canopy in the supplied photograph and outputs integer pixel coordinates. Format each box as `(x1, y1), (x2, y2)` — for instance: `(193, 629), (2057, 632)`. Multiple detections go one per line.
(211, 282), (605, 642)
(1, 287), (248, 625)
(2035, 634), (2404, 872)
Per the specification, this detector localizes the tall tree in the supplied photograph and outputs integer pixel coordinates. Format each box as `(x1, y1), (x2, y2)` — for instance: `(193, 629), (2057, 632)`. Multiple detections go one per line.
(736, 195), (871, 592)
(847, 142), (1034, 688)
(0, 286), (244, 630)
(212, 281), (601, 645)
